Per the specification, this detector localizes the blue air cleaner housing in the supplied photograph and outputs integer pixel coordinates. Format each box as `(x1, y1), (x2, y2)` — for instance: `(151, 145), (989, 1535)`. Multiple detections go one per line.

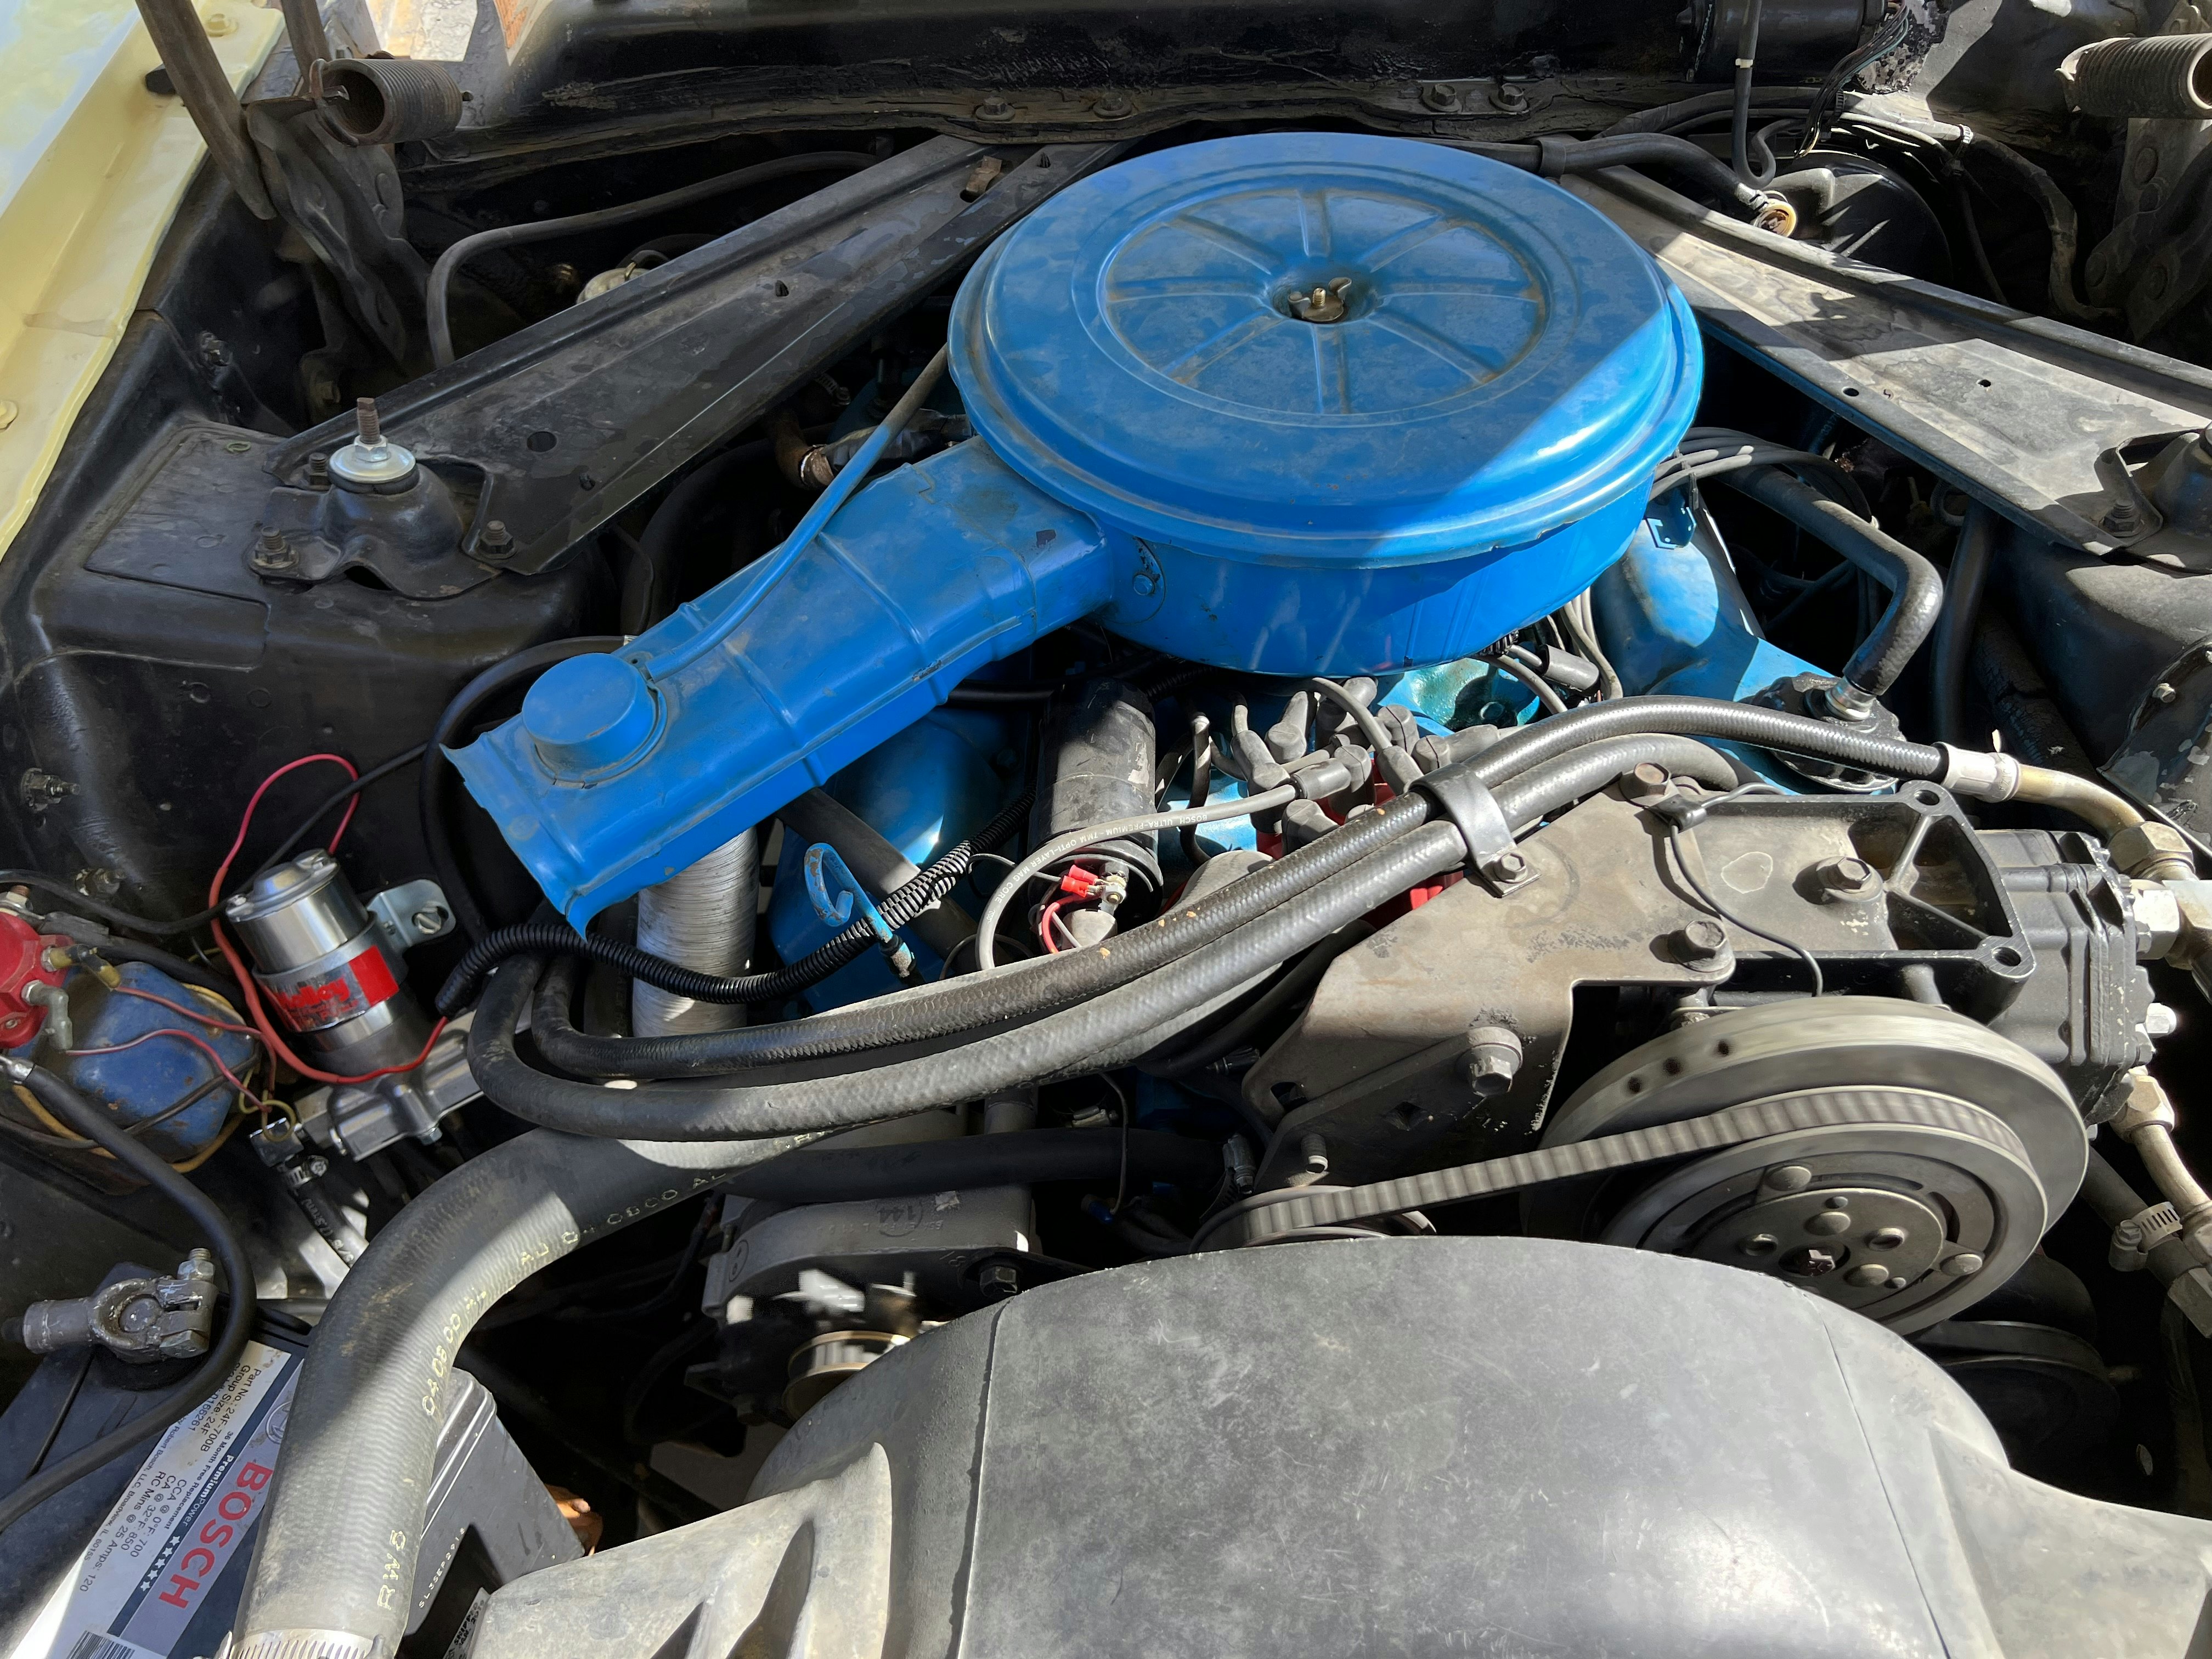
(953, 132), (1702, 672)
(454, 134), (1701, 924)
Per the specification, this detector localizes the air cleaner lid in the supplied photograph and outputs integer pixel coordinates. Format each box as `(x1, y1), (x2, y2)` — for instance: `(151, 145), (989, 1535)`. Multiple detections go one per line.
(952, 132), (1700, 565)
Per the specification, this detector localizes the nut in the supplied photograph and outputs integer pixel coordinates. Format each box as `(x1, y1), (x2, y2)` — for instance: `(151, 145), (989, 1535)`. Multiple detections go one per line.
(1419, 82), (1459, 111)
(2109, 1067), (2177, 1138)
(1459, 1025), (1522, 1099)
(978, 1262), (1021, 1298)
(2112, 820), (2194, 881)
(250, 528), (296, 571)
(2134, 879), (2184, 958)
(1780, 1246), (1839, 1278)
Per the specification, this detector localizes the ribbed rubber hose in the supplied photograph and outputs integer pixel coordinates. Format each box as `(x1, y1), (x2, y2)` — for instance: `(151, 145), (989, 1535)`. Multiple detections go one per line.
(233, 1129), (814, 1659)
(470, 823), (1472, 1139)
(0, 1069), (255, 1537)
(437, 789), (1031, 1014)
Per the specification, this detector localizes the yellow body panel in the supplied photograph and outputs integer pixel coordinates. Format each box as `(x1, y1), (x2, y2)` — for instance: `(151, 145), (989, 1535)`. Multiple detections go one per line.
(0, 0), (280, 558)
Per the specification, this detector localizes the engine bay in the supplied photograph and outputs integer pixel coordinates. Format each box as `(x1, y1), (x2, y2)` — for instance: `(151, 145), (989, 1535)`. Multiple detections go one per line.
(9, 0), (2212, 1649)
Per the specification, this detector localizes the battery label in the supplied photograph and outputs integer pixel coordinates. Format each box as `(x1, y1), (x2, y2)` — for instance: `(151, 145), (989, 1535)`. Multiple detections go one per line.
(7, 1342), (300, 1659)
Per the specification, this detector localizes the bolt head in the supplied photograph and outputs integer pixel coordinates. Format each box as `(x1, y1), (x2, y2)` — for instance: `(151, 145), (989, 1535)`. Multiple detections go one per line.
(2147, 1002), (2180, 1039)
(1844, 1263), (1890, 1287)
(1673, 917), (1730, 965)
(1419, 82), (1459, 111)
(1621, 762), (1672, 805)
(1805, 1209), (1851, 1235)
(1737, 1233), (1779, 1257)
(1765, 1165), (1814, 1193)
(411, 907), (445, 935)
(1814, 855), (1883, 902)
(1479, 849), (1529, 883)
(1866, 1226), (1908, 1251)
(2153, 681), (2180, 706)
(1940, 1251), (1984, 1278)
(979, 1262), (1021, 1298)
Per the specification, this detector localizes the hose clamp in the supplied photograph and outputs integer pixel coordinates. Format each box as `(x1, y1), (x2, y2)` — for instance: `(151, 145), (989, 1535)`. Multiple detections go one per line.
(228, 1632), (384, 1659)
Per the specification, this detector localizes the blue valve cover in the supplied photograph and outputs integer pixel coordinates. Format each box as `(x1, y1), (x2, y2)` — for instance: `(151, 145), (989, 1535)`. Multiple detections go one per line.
(955, 131), (1700, 580)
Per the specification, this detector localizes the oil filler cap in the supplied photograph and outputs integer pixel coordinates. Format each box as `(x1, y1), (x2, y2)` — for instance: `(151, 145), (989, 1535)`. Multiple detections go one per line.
(952, 132), (1700, 565)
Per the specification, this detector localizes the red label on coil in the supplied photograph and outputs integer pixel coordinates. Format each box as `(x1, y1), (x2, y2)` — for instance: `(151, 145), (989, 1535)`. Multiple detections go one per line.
(265, 945), (399, 1032)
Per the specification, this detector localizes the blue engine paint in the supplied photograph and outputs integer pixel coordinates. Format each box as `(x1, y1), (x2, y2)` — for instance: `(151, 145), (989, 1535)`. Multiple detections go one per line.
(57, 963), (256, 1162)
(454, 135), (1703, 926)
(766, 706), (1019, 1009)
(1594, 510), (1832, 791)
(1594, 514), (1825, 703)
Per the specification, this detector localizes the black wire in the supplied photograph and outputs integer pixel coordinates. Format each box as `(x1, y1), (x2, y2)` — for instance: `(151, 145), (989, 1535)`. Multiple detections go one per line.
(436, 786), (1032, 1012)
(0, 874), (215, 939)
(0, 743), (426, 940)
(258, 744), (428, 873)
(1666, 825), (1824, 995)
(19, 1350), (94, 1481)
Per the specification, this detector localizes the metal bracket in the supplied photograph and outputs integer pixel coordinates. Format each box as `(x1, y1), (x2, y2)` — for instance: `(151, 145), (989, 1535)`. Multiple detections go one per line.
(368, 878), (455, 956)
(1410, 762), (1534, 892)
(804, 844), (915, 979)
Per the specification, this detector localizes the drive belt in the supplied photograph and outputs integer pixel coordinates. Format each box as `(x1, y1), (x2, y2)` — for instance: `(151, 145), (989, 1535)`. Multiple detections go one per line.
(1194, 1088), (2031, 1250)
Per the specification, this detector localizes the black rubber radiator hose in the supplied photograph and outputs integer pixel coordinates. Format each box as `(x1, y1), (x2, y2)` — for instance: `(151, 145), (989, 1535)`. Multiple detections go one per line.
(232, 1129), (816, 1659)
(469, 823), (1473, 1140)
(515, 701), (1936, 1084)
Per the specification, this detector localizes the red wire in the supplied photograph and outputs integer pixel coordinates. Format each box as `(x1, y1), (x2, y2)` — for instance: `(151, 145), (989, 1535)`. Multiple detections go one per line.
(210, 753), (359, 879)
(1039, 900), (1070, 955)
(67, 1028), (259, 1099)
(206, 753), (445, 1086)
(110, 984), (259, 1036)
